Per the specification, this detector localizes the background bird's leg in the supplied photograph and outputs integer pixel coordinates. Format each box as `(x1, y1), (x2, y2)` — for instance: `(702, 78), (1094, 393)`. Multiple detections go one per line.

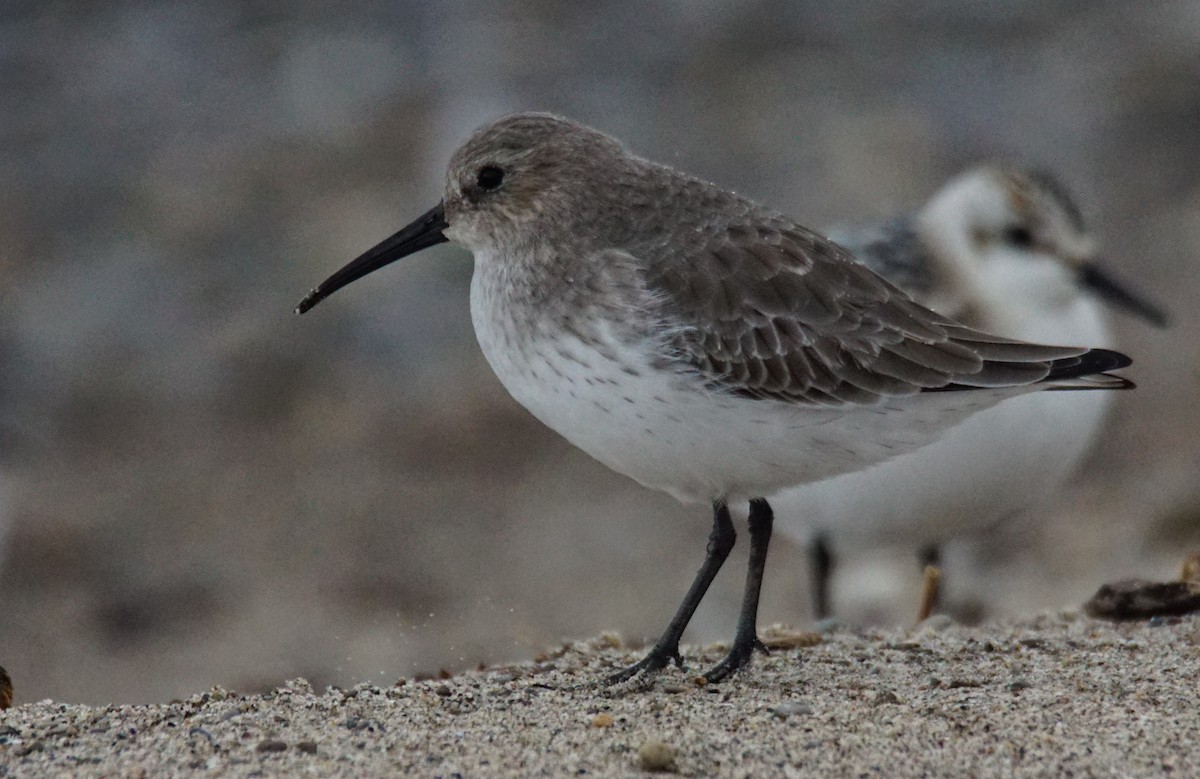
(606, 501), (736, 684)
(917, 543), (943, 622)
(808, 532), (835, 621)
(702, 498), (774, 683)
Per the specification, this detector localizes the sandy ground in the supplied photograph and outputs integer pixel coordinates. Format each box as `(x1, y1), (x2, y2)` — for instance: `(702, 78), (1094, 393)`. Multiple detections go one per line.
(2, 614), (1197, 778)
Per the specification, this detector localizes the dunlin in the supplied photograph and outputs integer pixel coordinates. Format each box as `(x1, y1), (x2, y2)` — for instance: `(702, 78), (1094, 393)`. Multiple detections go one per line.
(775, 167), (1166, 621)
(298, 114), (1134, 683)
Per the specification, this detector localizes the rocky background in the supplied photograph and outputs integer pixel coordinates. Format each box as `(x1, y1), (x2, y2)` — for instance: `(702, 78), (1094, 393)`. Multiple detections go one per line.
(1, 1), (1198, 704)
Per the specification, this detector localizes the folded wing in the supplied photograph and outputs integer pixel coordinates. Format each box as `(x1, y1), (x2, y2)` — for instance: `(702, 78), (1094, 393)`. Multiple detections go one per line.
(643, 218), (1128, 406)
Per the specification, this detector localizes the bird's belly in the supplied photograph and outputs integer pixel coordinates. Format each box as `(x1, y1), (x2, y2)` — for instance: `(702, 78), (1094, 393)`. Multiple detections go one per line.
(471, 302), (1017, 505)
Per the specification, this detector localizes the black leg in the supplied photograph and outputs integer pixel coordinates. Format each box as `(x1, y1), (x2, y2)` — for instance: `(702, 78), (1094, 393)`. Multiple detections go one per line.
(702, 498), (774, 683)
(808, 532), (835, 621)
(606, 501), (736, 684)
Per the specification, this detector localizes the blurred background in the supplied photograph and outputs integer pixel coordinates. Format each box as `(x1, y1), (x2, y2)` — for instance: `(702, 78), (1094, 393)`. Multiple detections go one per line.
(1, 1), (1198, 705)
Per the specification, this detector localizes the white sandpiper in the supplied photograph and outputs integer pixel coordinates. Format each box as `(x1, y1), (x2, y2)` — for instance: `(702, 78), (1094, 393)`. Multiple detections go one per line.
(297, 114), (1136, 683)
(770, 166), (1167, 621)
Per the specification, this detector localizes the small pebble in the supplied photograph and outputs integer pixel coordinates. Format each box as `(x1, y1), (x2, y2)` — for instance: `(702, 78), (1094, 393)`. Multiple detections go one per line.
(871, 690), (901, 706)
(591, 713), (614, 728)
(256, 739), (288, 753)
(1008, 678), (1031, 692)
(920, 614), (955, 632)
(296, 740), (318, 754)
(771, 701), (813, 718)
(434, 685), (452, 697)
(947, 678), (983, 689)
(593, 633), (623, 650)
(1148, 615), (1181, 628)
(284, 678), (313, 694)
(638, 739), (677, 773)
(815, 617), (843, 634)
(761, 627), (824, 649)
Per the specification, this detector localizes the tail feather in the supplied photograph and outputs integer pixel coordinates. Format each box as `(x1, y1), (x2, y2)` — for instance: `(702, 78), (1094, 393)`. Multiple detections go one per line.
(1044, 348), (1131, 379)
(1041, 348), (1135, 390)
(1039, 372), (1136, 391)
(925, 347), (1135, 393)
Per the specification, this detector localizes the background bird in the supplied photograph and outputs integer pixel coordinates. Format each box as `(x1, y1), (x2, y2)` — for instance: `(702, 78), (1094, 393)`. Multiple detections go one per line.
(772, 166), (1167, 623)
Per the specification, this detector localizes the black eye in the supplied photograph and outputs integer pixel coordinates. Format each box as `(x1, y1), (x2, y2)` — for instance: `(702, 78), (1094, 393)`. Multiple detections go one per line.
(476, 166), (505, 190)
(1005, 226), (1034, 247)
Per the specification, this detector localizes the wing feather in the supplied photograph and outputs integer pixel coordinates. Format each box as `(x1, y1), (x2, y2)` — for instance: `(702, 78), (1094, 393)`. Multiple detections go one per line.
(640, 217), (1091, 406)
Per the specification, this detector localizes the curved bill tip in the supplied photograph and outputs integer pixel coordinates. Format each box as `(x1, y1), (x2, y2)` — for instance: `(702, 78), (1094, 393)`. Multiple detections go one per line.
(295, 287), (324, 315)
(294, 202), (449, 315)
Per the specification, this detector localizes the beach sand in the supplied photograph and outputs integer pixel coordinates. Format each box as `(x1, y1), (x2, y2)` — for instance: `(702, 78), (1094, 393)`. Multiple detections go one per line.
(2, 613), (1197, 777)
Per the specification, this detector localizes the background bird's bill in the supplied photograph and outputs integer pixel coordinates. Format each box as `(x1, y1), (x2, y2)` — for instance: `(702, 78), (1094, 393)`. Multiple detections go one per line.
(1077, 261), (1169, 326)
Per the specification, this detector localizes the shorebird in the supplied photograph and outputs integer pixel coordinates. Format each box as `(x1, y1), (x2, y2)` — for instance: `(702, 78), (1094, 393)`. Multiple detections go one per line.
(297, 114), (1135, 683)
(774, 167), (1167, 622)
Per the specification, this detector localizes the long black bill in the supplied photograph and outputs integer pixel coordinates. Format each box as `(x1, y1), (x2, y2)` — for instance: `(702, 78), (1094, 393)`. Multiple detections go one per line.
(295, 203), (449, 314)
(1078, 261), (1169, 327)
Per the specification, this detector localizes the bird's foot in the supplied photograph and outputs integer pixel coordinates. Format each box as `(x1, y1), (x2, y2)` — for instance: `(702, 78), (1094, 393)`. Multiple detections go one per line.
(699, 636), (768, 684)
(605, 645), (684, 686)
